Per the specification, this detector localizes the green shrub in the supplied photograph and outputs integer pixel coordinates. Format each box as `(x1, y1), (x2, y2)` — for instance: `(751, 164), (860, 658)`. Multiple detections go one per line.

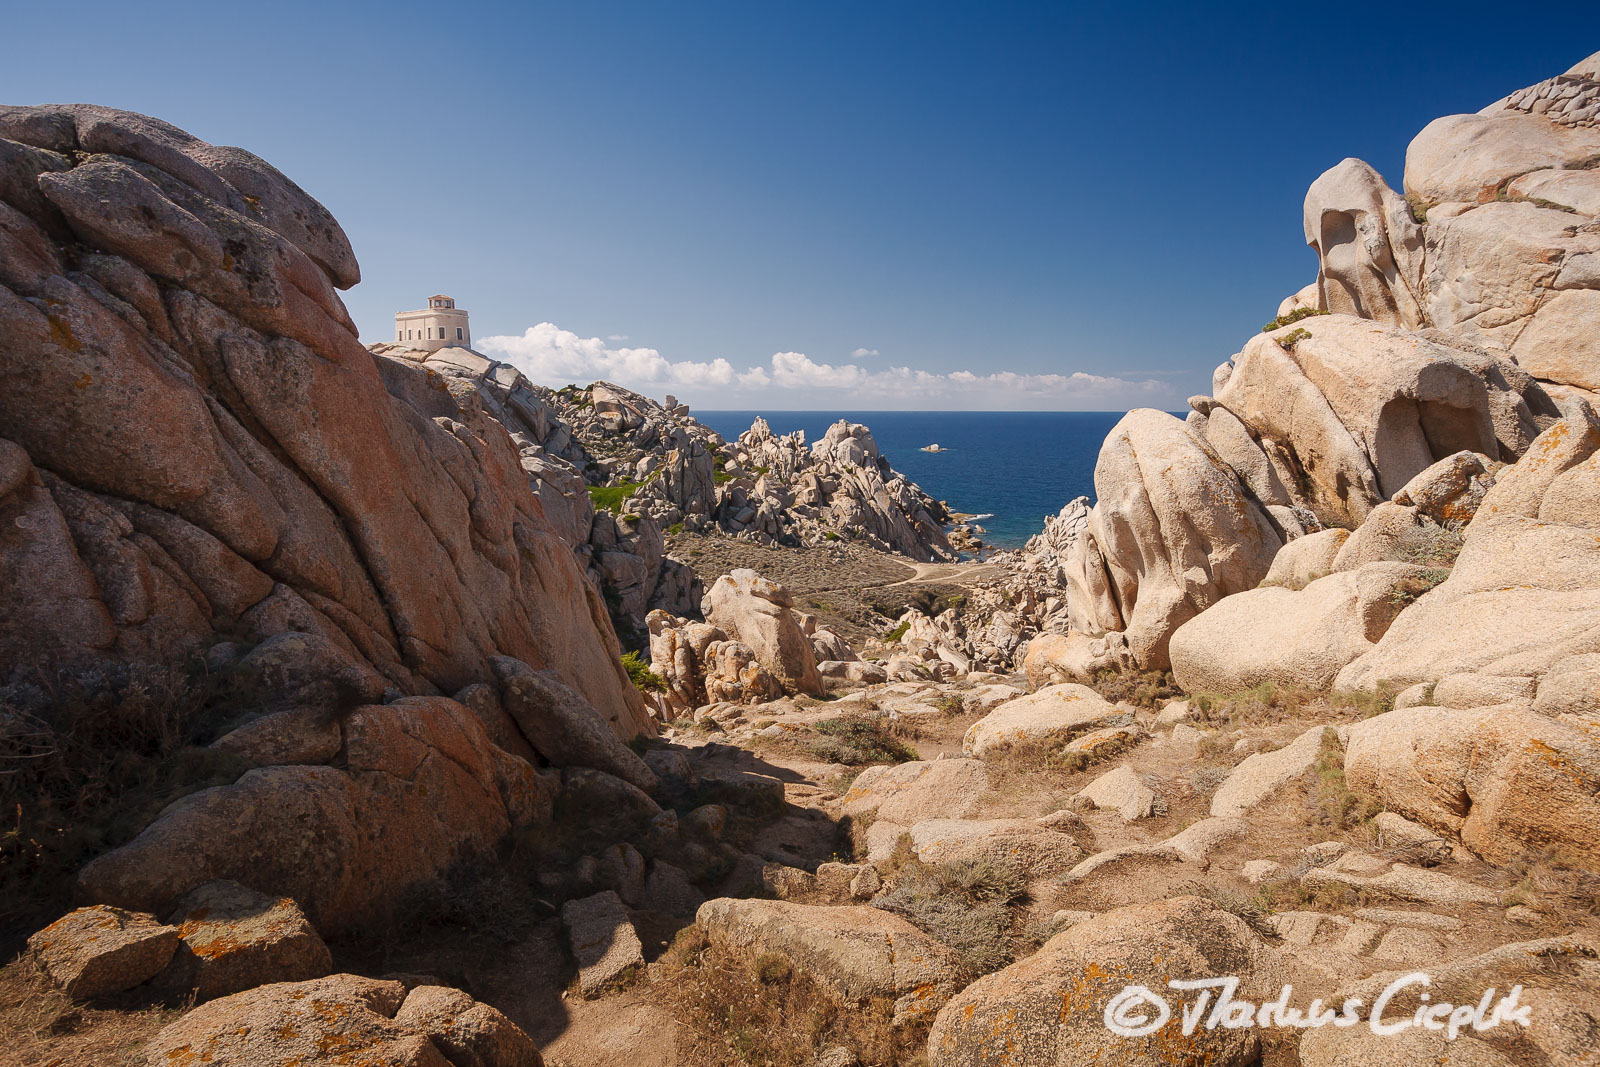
(1276, 327), (1312, 349)
(621, 650), (666, 693)
(882, 621), (910, 642)
(588, 481), (637, 514)
(1262, 307), (1329, 332)
(823, 531), (841, 542)
(667, 521), (685, 536)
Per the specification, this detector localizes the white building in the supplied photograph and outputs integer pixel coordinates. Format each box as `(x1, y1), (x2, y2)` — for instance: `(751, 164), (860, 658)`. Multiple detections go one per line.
(395, 294), (470, 352)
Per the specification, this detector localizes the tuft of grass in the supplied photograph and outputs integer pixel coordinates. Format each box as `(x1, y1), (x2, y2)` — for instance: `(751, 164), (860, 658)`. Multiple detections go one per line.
(667, 521), (685, 536)
(807, 714), (918, 766)
(1310, 732), (1381, 832)
(754, 952), (793, 985)
(823, 531), (841, 542)
(1189, 883), (1276, 938)
(588, 481), (637, 514)
(1405, 192), (1429, 223)
(1394, 520), (1465, 569)
(1262, 308), (1329, 332)
(882, 621), (910, 642)
(621, 650), (666, 693)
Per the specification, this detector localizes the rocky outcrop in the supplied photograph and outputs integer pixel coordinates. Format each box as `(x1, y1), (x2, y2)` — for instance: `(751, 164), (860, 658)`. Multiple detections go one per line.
(145, 973), (543, 1067)
(646, 570), (835, 712)
(1060, 409), (1283, 669)
(703, 569), (825, 697)
(1336, 409), (1600, 695)
(0, 104), (647, 733)
(1050, 55), (1592, 676)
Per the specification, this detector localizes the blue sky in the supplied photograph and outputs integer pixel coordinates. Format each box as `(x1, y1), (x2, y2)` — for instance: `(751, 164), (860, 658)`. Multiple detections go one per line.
(4, 3), (1596, 409)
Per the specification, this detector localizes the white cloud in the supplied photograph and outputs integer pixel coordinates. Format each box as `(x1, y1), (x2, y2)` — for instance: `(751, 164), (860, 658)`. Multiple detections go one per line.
(606, 334), (630, 341)
(851, 347), (880, 358)
(477, 322), (1177, 411)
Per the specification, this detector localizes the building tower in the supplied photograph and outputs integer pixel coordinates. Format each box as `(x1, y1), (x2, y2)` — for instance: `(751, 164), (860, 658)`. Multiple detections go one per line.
(395, 295), (470, 353)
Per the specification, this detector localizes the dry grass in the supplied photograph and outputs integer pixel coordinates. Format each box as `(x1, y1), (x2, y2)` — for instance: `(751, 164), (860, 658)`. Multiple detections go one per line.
(0, 955), (184, 1066)
(873, 853), (1031, 977)
(658, 926), (929, 1066)
(1088, 669), (1180, 711)
(0, 660), (239, 952)
(1188, 682), (1394, 730)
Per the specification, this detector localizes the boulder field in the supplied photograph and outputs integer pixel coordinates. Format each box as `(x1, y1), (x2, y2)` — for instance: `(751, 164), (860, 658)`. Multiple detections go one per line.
(6, 48), (1600, 1067)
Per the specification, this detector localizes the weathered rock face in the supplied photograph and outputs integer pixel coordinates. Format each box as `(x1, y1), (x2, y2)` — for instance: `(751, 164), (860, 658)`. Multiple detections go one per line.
(926, 897), (1280, 1067)
(1061, 409), (1283, 669)
(0, 104), (647, 734)
(1344, 702), (1600, 873)
(1337, 409), (1600, 695)
(1211, 317), (1543, 526)
(77, 696), (553, 934)
(1305, 158), (1427, 330)
(366, 352), (705, 644)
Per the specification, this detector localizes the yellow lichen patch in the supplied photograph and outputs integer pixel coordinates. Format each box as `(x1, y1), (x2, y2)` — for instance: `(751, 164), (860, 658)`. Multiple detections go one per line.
(46, 313), (82, 352)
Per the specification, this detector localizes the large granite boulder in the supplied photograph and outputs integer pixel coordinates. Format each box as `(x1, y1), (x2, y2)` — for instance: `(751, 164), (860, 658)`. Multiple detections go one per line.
(0, 103), (647, 734)
(1168, 562), (1425, 693)
(1344, 703), (1600, 874)
(702, 569), (824, 697)
(144, 973), (543, 1066)
(1061, 410), (1282, 670)
(162, 880), (331, 1002)
(27, 905), (179, 999)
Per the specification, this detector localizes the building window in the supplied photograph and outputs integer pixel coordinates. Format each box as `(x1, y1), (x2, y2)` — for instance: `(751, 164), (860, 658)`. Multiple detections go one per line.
(456, 327), (463, 339)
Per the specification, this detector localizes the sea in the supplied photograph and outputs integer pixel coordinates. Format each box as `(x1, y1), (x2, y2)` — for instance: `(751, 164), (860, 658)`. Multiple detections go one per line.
(696, 411), (1136, 550)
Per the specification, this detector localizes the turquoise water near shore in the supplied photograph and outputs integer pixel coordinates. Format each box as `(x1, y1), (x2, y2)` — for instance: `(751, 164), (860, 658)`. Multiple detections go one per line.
(697, 411), (1135, 549)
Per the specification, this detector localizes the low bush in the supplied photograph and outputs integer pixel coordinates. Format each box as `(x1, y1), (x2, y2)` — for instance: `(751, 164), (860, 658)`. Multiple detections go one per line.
(1090, 668), (1180, 711)
(1276, 327), (1312, 349)
(875, 854), (1029, 976)
(1261, 307), (1329, 332)
(1310, 732), (1381, 831)
(660, 929), (924, 1066)
(807, 714), (918, 766)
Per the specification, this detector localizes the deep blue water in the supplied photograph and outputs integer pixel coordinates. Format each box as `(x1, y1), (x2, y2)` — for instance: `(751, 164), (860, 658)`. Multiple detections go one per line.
(696, 411), (1130, 549)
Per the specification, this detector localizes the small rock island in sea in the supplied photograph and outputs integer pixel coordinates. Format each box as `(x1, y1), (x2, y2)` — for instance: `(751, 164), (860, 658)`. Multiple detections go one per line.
(3, 45), (1600, 1067)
